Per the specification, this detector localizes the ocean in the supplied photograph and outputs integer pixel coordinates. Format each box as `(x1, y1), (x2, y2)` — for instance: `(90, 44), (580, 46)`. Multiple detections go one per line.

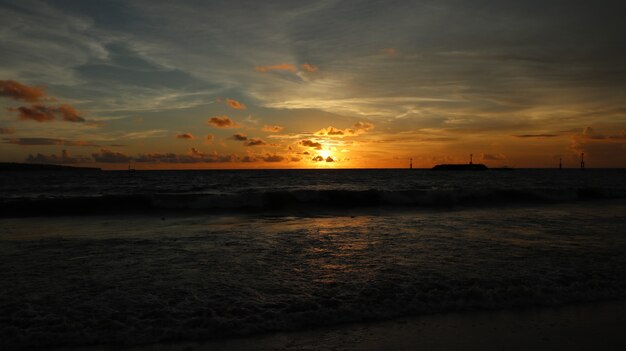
(1, 169), (626, 349)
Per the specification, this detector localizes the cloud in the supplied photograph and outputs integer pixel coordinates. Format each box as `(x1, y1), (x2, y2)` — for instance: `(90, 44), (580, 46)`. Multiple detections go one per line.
(570, 127), (626, 165)
(56, 104), (85, 122)
(301, 63), (318, 73)
(8, 104), (85, 123)
(26, 149), (91, 164)
(262, 154), (284, 162)
(300, 139), (323, 149)
(232, 133), (248, 141)
(225, 98), (246, 110)
(92, 149), (132, 163)
(207, 115), (240, 128)
(206, 134), (214, 142)
(3, 137), (98, 146)
(176, 133), (194, 139)
(135, 149), (237, 163)
(0, 127), (15, 134)
(312, 155), (324, 162)
(8, 105), (56, 122)
(514, 134), (558, 138)
(0, 80), (46, 102)
(481, 153), (507, 161)
(315, 121), (375, 136)
(325, 156), (334, 162)
(255, 63), (297, 73)
(244, 138), (266, 146)
(262, 124), (284, 132)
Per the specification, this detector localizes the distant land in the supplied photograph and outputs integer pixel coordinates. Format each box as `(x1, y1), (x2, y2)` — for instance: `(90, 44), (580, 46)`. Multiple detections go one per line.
(0, 162), (101, 171)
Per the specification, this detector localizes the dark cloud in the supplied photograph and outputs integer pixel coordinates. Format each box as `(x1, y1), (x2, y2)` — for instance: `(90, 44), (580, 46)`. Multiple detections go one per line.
(8, 104), (85, 123)
(312, 155), (324, 162)
(8, 105), (56, 122)
(262, 124), (284, 132)
(232, 133), (248, 141)
(176, 133), (194, 139)
(514, 134), (558, 138)
(207, 116), (240, 128)
(244, 138), (266, 146)
(92, 149), (132, 163)
(0, 80), (46, 102)
(315, 122), (375, 136)
(262, 154), (284, 162)
(26, 150), (91, 164)
(301, 139), (323, 149)
(4, 138), (98, 147)
(135, 149), (237, 163)
(0, 127), (15, 134)
(325, 156), (334, 162)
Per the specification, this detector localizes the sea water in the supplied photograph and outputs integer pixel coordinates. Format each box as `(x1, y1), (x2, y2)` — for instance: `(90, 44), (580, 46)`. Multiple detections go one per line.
(1, 169), (625, 348)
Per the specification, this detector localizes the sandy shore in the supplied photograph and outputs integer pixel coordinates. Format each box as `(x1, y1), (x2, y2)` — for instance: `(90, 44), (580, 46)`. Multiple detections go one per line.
(81, 300), (626, 351)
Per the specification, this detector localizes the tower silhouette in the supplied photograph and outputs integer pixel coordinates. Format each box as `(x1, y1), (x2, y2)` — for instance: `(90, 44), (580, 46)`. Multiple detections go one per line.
(580, 152), (585, 170)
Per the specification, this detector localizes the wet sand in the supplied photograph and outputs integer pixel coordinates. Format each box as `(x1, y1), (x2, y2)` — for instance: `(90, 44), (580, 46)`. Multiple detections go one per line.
(115, 300), (626, 351)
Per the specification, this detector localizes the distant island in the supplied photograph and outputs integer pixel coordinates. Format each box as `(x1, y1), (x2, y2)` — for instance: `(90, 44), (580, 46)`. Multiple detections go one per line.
(431, 163), (488, 171)
(431, 153), (489, 171)
(0, 162), (101, 171)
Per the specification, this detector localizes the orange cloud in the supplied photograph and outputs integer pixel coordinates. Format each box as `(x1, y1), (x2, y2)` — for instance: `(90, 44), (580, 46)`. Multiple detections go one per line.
(301, 63), (318, 73)
(207, 116), (240, 128)
(206, 134), (214, 142)
(301, 139), (323, 150)
(226, 98), (247, 110)
(177, 133), (194, 139)
(315, 121), (374, 136)
(262, 124), (284, 132)
(0, 80), (46, 102)
(255, 63), (297, 73)
(0, 127), (15, 134)
(56, 104), (85, 122)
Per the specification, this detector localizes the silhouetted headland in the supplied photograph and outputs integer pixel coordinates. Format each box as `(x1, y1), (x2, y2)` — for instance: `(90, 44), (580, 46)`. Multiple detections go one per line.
(0, 162), (101, 172)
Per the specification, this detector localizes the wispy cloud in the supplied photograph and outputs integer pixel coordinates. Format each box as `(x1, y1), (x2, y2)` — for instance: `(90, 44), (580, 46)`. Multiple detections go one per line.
(4, 138), (98, 147)
(176, 133), (194, 139)
(255, 63), (297, 73)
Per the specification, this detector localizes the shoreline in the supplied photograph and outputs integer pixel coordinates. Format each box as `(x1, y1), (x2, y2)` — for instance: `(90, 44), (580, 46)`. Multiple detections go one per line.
(77, 299), (626, 351)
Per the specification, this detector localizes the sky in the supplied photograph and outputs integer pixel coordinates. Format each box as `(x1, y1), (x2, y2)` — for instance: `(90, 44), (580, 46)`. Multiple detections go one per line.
(1, 0), (625, 169)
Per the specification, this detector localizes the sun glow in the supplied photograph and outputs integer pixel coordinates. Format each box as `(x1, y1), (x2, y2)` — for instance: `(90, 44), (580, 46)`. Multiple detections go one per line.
(318, 149), (332, 159)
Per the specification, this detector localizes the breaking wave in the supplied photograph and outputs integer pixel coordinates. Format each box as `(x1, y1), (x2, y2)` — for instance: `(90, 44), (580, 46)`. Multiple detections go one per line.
(2, 186), (626, 216)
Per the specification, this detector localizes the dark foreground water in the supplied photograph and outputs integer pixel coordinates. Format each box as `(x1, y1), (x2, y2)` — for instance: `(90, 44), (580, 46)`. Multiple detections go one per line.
(1, 169), (625, 349)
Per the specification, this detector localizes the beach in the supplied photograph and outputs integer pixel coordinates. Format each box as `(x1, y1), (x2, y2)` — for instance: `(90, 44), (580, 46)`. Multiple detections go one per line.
(134, 300), (626, 351)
